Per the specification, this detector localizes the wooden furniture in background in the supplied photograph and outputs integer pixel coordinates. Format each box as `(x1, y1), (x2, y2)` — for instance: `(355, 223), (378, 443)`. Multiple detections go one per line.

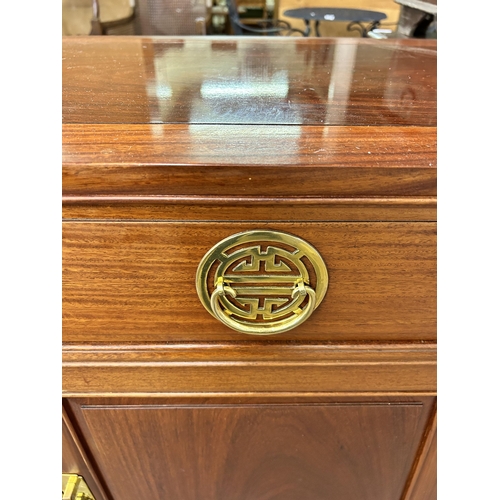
(63, 0), (209, 36)
(134, 0), (209, 36)
(63, 36), (437, 500)
(226, 0), (303, 35)
(63, 0), (403, 38)
(394, 0), (437, 38)
(89, 0), (135, 34)
(234, 0), (271, 25)
(62, 0), (135, 35)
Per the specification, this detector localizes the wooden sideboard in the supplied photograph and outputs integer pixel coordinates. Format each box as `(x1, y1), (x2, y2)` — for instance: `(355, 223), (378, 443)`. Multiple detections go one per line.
(62, 36), (436, 500)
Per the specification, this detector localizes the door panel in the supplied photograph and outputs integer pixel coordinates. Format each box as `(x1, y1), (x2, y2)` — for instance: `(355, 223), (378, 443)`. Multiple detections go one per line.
(62, 405), (109, 500)
(67, 399), (433, 500)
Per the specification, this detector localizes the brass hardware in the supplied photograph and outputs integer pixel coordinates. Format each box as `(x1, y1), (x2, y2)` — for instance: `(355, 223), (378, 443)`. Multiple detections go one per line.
(62, 474), (95, 500)
(196, 230), (328, 335)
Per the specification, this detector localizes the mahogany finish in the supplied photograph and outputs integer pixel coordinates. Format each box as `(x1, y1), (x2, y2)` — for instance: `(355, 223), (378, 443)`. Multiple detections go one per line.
(63, 196), (437, 222)
(62, 36), (437, 500)
(62, 37), (436, 204)
(62, 37), (436, 126)
(62, 405), (110, 500)
(404, 404), (437, 499)
(67, 396), (435, 500)
(63, 221), (436, 343)
(63, 342), (436, 397)
(63, 124), (436, 198)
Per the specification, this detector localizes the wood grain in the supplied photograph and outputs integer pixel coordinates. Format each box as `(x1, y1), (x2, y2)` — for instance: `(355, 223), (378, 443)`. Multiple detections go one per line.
(62, 342), (436, 396)
(62, 405), (110, 500)
(403, 403), (437, 499)
(63, 221), (436, 342)
(63, 37), (436, 126)
(63, 196), (437, 222)
(62, 124), (436, 197)
(62, 37), (436, 198)
(62, 35), (437, 499)
(65, 396), (433, 500)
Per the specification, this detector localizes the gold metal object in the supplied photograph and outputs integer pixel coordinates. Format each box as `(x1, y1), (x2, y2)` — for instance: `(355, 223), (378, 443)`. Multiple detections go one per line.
(62, 474), (95, 500)
(196, 230), (328, 335)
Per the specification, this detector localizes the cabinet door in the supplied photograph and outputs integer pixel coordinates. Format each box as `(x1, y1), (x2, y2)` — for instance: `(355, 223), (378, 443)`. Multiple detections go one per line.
(65, 397), (436, 500)
(62, 406), (110, 500)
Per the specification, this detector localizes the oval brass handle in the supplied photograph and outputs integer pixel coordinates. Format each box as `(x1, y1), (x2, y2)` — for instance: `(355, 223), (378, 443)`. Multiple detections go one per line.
(196, 230), (328, 336)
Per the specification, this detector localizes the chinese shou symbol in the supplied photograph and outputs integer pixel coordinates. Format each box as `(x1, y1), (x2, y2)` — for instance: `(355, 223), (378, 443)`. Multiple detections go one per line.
(196, 230), (328, 335)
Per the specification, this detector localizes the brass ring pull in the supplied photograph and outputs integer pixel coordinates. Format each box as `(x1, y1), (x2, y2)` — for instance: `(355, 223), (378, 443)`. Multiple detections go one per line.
(210, 276), (317, 335)
(196, 230), (328, 336)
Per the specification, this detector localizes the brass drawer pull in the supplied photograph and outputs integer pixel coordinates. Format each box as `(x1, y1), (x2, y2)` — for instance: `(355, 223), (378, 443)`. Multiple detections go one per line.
(196, 230), (328, 335)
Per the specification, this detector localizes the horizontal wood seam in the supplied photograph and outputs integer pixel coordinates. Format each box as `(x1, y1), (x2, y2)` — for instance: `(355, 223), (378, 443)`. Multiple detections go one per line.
(62, 342), (437, 352)
(65, 361), (436, 367)
(63, 162), (436, 169)
(62, 195), (437, 205)
(63, 392), (438, 398)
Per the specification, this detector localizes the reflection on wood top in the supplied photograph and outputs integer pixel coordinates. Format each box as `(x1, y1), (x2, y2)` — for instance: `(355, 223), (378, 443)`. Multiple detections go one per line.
(62, 36), (436, 126)
(62, 36), (436, 200)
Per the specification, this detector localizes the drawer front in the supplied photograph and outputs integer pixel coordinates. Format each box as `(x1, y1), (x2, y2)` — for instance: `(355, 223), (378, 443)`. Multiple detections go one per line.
(63, 222), (436, 342)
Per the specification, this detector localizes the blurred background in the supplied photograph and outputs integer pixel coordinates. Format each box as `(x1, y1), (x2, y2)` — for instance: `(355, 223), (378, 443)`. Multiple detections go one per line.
(62, 0), (437, 39)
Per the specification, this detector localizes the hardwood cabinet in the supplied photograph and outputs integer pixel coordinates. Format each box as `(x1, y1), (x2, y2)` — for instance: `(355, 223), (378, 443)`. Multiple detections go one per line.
(62, 36), (436, 500)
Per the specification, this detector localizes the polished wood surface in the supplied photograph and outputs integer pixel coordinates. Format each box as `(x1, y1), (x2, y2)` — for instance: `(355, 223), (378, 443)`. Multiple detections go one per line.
(63, 37), (436, 200)
(404, 404), (437, 499)
(63, 196), (436, 222)
(63, 222), (436, 343)
(62, 36), (437, 498)
(62, 124), (436, 169)
(63, 195), (437, 222)
(63, 342), (436, 396)
(62, 124), (436, 198)
(63, 37), (436, 126)
(63, 405), (109, 500)
(67, 396), (434, 500)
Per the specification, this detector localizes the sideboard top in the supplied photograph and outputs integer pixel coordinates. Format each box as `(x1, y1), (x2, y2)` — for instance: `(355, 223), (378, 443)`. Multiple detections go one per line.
(62, 37), (436, 200)
(63, 36), (436, 127)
